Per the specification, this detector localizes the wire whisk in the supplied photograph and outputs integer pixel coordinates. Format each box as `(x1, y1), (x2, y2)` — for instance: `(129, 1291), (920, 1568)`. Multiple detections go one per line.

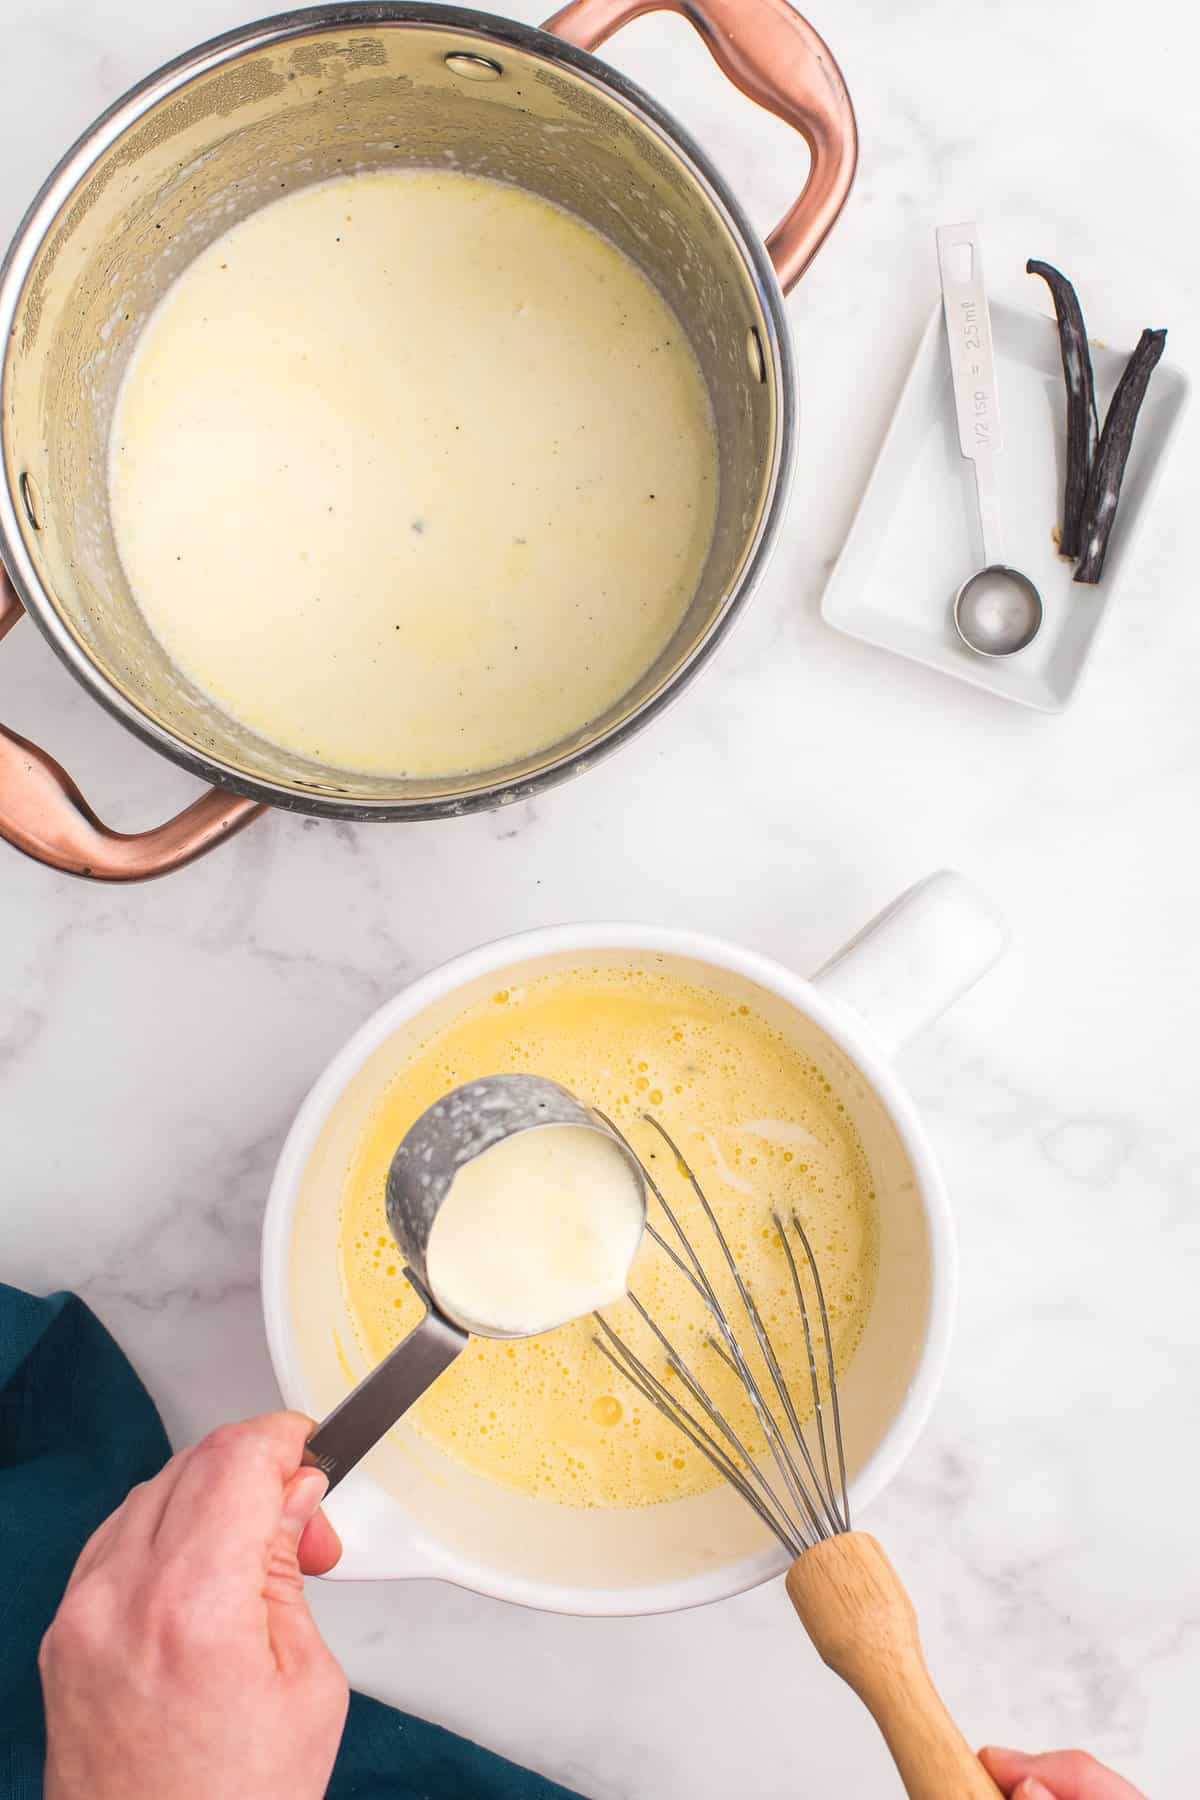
(594, 1113), (1004, 1800)
(594, 1113), (850, 1560)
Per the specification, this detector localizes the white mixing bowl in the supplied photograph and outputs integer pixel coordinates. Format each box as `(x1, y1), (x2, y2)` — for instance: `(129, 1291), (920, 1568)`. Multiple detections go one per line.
(261, 871), (1004, 1615)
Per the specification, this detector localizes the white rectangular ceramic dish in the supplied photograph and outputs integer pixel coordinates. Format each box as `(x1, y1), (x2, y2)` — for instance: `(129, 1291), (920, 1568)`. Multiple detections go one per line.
(822, 299), (1189, 709)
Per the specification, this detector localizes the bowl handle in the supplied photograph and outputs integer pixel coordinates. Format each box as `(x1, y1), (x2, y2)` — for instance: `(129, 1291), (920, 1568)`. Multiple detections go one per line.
(812, 871), (1008, 1058)
(543, 0), (857, 292)
(0, 571), (263, 880)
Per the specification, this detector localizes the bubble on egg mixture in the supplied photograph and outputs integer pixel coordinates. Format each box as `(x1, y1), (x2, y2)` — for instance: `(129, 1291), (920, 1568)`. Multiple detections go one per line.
(338, 965), (878, 1510)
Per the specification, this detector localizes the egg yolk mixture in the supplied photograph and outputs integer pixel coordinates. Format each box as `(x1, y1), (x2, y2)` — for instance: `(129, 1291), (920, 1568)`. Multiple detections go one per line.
(338, 966), (878, 1509)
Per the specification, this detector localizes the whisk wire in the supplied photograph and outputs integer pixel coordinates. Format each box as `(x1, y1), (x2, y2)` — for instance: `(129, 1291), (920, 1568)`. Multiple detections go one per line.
(788, 1209), (850, 1532)
(593, 1317), (804, 1556)
(701, 1331), (833, 1546)
(702, 1284), (835, 1545)
(773, 1213), (848, 1536)
(642, 1221), (716, 1308)
(625, 1289), (824, 1550)
(717, 1275), (845, 1544)
(604, 1114), (832, 1544)
(642, 1116), (844, 1546)
(591, 1113), (853, 1558)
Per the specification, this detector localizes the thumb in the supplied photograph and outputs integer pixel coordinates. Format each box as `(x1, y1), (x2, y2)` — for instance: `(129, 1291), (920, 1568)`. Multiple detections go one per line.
(280, 1466), (329, 1546)
(265, 1469), (332, 1674)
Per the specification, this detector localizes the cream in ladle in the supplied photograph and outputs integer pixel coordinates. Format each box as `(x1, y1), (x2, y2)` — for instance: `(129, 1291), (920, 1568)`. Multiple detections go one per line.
(427, 1123), (645, 1338)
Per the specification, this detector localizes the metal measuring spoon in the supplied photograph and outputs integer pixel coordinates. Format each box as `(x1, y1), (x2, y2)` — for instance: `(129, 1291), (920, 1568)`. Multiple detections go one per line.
(302, 1075), (646, 1491)
(936, 223), (1044, 657)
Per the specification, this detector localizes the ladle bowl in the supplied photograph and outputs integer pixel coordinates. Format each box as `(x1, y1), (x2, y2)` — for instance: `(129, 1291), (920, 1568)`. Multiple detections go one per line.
(302, 1074), (645, 1488)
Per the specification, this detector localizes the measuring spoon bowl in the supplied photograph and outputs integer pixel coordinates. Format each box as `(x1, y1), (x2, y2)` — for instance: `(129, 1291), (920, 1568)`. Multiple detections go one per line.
(953, 564), (1044, 657)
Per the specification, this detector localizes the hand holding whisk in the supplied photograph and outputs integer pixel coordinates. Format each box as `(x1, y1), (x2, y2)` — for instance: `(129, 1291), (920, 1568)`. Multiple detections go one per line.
(597, 1116), (1003, 1800)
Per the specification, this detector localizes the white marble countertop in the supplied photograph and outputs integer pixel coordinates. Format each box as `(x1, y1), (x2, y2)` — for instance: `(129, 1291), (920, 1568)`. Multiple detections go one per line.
(3, 1), (1196, 1793)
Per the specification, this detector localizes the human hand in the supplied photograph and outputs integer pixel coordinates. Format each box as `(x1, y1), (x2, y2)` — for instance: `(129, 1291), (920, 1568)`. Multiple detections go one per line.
(40, 1411), (347, 1800)
(980, 1745), (1147, 1800)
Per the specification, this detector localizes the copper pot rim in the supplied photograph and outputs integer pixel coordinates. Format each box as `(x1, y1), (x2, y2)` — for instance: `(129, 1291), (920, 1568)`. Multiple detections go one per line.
(0, 1), (796, 823)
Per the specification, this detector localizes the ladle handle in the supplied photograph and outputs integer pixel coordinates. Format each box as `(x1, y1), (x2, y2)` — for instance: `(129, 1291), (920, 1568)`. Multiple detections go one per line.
(0, 571), (263, 880)
(303, 1295), (468, 1492)
(787, 1533), (1003, 1800)
(543, 0), (857, 293)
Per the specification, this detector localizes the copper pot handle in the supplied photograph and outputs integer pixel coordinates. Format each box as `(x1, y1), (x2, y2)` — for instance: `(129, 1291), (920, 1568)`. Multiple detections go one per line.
(543, 0), (857, 293)
(0, 571), (263, 880)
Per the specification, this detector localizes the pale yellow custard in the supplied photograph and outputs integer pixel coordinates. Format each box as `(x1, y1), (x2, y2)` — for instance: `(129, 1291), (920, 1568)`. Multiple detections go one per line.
(339, 966), (878, 1510)
(109, 170), (718, 778)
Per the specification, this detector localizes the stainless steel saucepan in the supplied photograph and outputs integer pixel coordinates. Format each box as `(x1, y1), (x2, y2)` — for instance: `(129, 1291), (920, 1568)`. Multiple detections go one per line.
(0, 0), (855, 879)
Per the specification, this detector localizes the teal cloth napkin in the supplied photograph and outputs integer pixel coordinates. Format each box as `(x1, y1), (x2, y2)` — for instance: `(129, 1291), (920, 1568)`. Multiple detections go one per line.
(0, 1284), (583, 1800)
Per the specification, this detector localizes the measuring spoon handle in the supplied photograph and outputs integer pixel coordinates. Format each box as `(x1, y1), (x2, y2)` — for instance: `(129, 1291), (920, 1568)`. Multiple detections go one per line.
(936, 222), (1005, 568)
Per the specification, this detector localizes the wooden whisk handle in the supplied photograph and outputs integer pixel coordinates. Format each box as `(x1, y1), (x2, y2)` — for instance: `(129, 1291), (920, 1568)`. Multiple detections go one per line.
(786, 1533), (1003, 1800)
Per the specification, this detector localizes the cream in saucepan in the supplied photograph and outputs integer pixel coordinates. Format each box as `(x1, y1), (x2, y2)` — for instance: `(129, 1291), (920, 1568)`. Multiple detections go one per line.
(108, 170), (718, 778)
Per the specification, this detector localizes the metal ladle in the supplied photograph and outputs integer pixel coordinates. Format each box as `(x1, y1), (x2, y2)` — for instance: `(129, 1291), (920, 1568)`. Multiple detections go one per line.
(937, 223), (1044, 657)
(301, 1075), (646, 1491)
